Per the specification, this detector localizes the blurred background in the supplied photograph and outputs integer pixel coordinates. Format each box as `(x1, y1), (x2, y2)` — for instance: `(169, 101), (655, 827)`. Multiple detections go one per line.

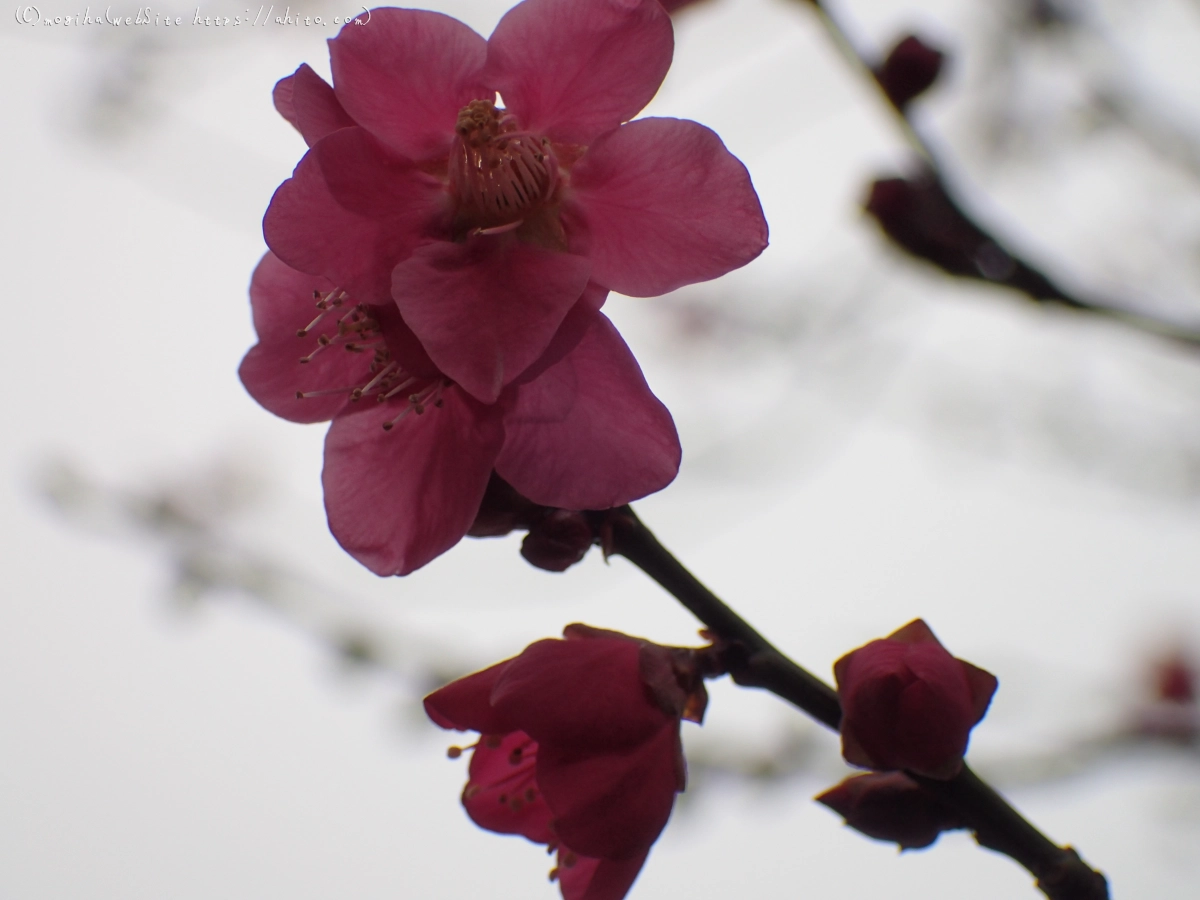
(3, 0), (1200, 896)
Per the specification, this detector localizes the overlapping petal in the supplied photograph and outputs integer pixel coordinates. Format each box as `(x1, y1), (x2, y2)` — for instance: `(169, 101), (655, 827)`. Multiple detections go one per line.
(423, 660), (513, 734)
(321, 390), (503, 575)
(273, 63), (356, 147)
(392, 235), (591, 403)
(329, 8), (489, 161)
(238, 253), (363, 423)
(537, 725), (681, 859)
(557, 851), (648, 900)
(264, 152), (412, 303)
(489, 637), (672, 753)
(570, 117), (768, 296)
(498, 308), (680, 509)
(485, 0), (673, 146)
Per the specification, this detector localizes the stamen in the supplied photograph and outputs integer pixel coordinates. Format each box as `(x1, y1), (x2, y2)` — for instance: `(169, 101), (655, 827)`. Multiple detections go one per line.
(381, 377), (419, 401)
(451, 98), (556, 229)
(297, 307), (334, 337)
(351, 361), (400, 400)
(294, 385), (361, 399)
(381, 407), (413, 431)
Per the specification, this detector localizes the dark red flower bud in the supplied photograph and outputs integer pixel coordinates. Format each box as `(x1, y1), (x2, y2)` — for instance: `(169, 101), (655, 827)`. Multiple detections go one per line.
(834, 619), (997, 779)
(816, 771), (965, 850)
(521, 509), (596, 571)
(1133, 649), (1199, 742)
(1155, 652), (1196, 704)
(876, 35), (946, 110)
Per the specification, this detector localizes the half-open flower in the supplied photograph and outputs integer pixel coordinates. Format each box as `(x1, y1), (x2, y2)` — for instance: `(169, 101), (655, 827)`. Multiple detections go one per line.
(239, 254), (680, 575)
(265, 0), (767, 404)
(424, 624), (711, 900)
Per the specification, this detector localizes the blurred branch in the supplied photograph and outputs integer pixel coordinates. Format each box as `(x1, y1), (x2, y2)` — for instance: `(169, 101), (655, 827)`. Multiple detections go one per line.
(793, 0), (1200, 349)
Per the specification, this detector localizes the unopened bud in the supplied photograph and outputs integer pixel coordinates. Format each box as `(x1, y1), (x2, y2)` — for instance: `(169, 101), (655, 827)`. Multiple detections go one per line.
(521, 510), (594, 572)
(817, 772), (964, 850)
(876, 35), (946, 110)
(833, 619), (997, 779)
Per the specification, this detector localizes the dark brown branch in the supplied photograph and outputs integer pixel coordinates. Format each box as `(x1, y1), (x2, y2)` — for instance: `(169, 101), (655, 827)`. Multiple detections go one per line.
(606, 505), (1108, 900)
(797, 0), (1200, 350)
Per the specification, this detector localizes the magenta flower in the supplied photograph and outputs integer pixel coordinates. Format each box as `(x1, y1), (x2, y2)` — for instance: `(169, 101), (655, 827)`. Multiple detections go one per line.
(424, 624), (710, 900)
(265, 0), (767, 405)
(833, 619), (997, 779)
(239, 254), (679, 575)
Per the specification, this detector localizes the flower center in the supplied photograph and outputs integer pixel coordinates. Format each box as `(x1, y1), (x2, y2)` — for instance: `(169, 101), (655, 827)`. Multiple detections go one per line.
(293, 288), (448, 431)
(451, 99), (557, 231)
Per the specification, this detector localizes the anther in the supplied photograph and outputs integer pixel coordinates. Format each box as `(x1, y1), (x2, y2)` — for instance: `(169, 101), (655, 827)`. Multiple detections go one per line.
(446, 746), (463, 759)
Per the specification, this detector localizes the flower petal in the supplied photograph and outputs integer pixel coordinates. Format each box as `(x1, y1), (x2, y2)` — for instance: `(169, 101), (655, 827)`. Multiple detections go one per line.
(462, 733), (556, 844)
(490, 637), (670, 753)
(537, 724), (680, 859)
(264, 152), (398, 303)
(423, 659), (514, 734)
(238, 253), (365, 423)
(275, 64), (356, 147)
(329, 8), (488, 161)
(497, 309), (679, 509)
(321, 388), (503, 575)
(569, 117), (768, 296)
(557, 850), (648, 900)
(392, 236), (590, 403)
(486, 0), (673, 146)
(312, 126), (450, 228)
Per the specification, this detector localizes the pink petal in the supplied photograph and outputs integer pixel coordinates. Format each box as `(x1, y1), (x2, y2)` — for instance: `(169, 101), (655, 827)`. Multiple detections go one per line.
(537, 724), (680, 859)
(329, 8), (488, 161)
(557, 850), (648, 900)
(263, 147), (429, 304)
(569, 117), (768, 296)
(392, 236), (590, 403)
(275, 64), (356, 147)
(887, 618), (940, 645)
(962, 661), (999, 724)
(238, 253), (365, 423)
(485, 0), (673, 146)
(423, 660), (514, 734)
(272, 71), (299, 131)
(312, 126), (450, 229)
(321, 388), (503, 575)
(497, 309), (679, 509)
(462, 733), (556, 844)
(490, 638), (671, 753)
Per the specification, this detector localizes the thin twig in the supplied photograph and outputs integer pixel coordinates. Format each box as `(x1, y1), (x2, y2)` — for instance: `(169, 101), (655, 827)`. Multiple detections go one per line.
(607, 505), (1109, 900)
(795, 0), (1200, 350)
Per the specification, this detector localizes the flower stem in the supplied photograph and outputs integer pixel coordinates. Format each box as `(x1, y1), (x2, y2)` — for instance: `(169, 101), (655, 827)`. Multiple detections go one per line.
(606, 505), (1108, 900)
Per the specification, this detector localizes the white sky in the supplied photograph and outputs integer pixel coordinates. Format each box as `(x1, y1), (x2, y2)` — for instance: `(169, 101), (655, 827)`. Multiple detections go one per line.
(3, 0), (1200, 898)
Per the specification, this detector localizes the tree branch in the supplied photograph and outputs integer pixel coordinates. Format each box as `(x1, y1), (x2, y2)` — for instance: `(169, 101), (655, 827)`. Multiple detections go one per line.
(606, 505), (1109, 900)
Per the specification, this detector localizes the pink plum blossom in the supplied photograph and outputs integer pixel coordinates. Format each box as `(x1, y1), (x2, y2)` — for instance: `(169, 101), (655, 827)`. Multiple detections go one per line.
(264, 0), (768, 405)
(239, 253), (679, 575)
(424, 624), (711, 900)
